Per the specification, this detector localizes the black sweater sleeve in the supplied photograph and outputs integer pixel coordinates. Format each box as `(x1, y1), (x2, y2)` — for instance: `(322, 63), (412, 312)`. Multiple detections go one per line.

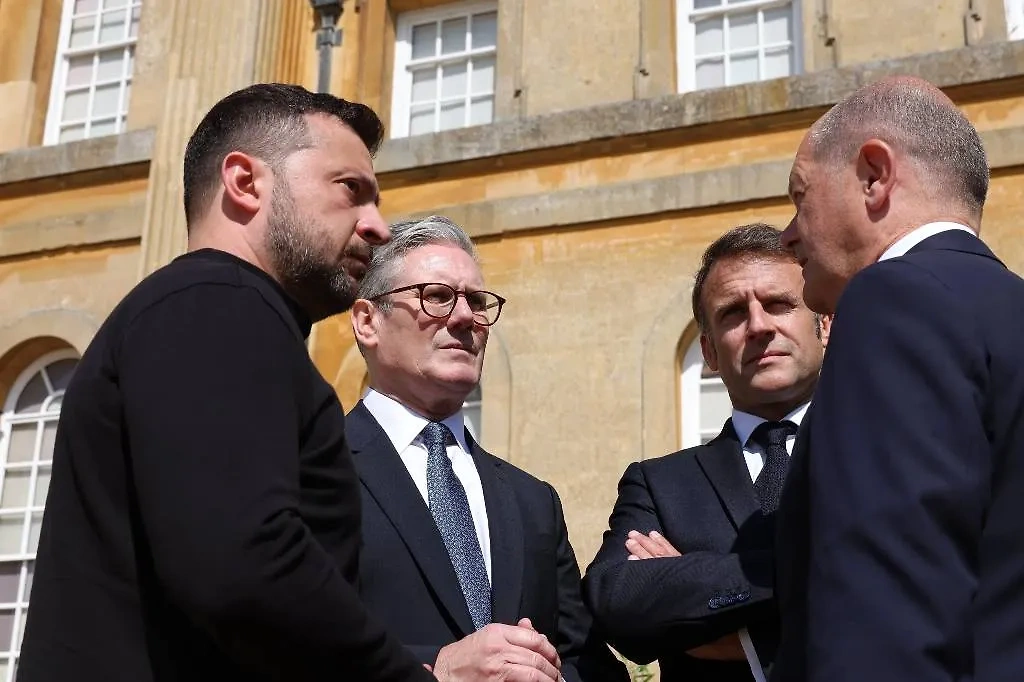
(118, 283), (432, 681)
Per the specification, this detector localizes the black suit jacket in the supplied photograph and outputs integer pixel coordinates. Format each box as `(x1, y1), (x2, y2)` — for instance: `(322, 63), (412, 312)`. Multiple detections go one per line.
(773, 230), (1024, 682)
(346, 401), (628, 682)
(584, 422), (779, 681)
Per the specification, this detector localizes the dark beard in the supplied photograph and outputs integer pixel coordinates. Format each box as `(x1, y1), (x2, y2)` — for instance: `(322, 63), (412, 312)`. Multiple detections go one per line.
(266, 181), (357, 322)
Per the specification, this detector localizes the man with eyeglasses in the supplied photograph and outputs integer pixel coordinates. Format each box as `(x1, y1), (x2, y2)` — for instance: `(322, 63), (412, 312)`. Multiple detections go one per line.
(347, 216), (628, 682)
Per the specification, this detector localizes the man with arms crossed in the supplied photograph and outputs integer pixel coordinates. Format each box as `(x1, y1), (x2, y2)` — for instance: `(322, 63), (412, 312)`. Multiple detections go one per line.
(773, 76), (1024, 682)
(348, 216), (627, 682)
(584, 223), (828, 681)
(19, 84), (437, 681)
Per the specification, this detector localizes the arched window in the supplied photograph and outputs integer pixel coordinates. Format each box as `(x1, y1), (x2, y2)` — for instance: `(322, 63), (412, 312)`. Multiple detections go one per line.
(0, 350), (79, 679)
(463, 384), (482, 441)
(679, 336), (732, 448)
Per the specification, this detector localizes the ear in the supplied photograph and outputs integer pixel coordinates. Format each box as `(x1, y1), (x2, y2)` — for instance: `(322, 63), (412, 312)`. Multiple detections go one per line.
(351, 298), (381, 350)
(220, 151), (267, 218)
(699, 331), (719, 372)
(819, 313), (833, 348)
(857, 139), (896, 212)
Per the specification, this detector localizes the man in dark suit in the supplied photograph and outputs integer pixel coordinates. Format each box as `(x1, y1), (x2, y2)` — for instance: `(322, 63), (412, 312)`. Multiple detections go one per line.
(19, 85), (435, 681)
(584, 223), (829, 681)
(773, 75), (1024, 682)
(348, 215), (627, 682)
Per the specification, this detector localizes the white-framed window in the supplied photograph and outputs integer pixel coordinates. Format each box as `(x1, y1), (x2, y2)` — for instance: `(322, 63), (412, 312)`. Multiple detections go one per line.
(676, 0), (801, 93)
(390, 1), (498, 138)
(0, 350), (79, 680)
(463, 384), (482, 441)
(1006, 0), (1024, 40)
(44, 0), (143, 145)
(679, 336), (732, 448)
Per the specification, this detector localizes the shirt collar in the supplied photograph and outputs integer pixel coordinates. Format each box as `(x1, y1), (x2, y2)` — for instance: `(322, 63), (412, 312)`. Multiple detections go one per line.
(362, 388), (471, 454)
(731, 401), (810, 448)
(877, 222), (975, 262)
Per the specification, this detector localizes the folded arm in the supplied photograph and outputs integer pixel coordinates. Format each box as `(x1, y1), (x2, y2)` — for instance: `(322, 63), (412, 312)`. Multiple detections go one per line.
(583, 463), (773, 663)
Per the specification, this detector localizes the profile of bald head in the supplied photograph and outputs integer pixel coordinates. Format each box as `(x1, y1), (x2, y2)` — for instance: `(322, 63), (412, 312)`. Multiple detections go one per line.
(809, 75), (989, 218)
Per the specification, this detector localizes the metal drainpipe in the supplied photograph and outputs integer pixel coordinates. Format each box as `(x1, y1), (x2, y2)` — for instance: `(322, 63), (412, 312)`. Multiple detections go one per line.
(309, 0), (344, 93)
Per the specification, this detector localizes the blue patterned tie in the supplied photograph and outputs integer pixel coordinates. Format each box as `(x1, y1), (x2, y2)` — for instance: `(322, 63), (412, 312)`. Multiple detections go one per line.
(751, 420), (797, 514)
(422, 421), (491, 630)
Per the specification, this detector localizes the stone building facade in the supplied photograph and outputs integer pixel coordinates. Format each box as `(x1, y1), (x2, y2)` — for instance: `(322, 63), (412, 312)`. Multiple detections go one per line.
(2, 0), (1024, 679)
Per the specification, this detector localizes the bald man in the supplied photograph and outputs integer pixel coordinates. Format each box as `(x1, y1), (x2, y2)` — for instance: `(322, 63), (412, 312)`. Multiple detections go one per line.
(773, 76), (1024, 682)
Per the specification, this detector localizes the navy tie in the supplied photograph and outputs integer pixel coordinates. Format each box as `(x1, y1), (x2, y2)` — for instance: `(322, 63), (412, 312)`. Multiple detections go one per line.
(422, 421), (491, 630)
(751, 420), (797, 514)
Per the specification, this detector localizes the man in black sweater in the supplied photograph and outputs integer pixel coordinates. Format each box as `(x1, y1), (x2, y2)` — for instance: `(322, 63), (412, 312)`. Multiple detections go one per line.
(19, 84), (559, 682)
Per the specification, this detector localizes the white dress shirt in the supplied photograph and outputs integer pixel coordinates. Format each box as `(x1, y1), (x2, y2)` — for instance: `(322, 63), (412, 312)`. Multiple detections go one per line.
(878, 221), (975, 262)
(731, 402), (809, 483)
(362, 388), (491, 580)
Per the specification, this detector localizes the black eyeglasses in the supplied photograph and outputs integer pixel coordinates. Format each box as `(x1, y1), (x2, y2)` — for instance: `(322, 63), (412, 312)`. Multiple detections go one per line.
(370, 282), (506, 326)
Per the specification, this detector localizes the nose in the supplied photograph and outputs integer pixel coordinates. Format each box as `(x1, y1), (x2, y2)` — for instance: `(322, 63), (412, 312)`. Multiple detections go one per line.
(780, 218), (798, 251)
(355, 205), (390, 246)
(447, 294), (476, 328)
(746, 303), (775, 337)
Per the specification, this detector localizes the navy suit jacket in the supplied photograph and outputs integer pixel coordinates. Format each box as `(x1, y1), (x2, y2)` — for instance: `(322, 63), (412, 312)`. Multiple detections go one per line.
(583, 423), (780, 681)
(772, 230), (1024, 682)
(346, 402), (627, 682)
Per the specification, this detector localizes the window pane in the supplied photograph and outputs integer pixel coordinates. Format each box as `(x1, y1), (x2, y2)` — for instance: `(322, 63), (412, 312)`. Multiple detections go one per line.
(14, 375), (47, 415)
(409, 103), (435, 136)
(59, 125), (86, 143)
(410, 22), (437, 59)
(694, 18), (723, 56)
(729, 52), (759, 85)
(66, 55), (93, 88)
(105, 0), (130, 8)
(471, 11), (497, 49)
(92, 82), (120, 117)
(74, 0), (99, 13)
(700, 381), (732, 432)
(470, 96), (493, 126)
(439, 100), (465, 131)
(39, 422), (57, 463)
(62, 90), (89, 122)
(44, 360), (77, 393)
(1, 472), (30, 510)
(99, 9), (128, 43)
(441, 17), (467, 54)
(69, 15), (96, 49)
(695, 58), (724, 89)
(32, 468), (51, 508)
(694, 0), (720, 8)
(764, 47), (792, 79)
(0, 565), (18, 603)
(0, 611), (12, 649)
(729, 12), (757, 50)
(97, 49), (125, 81)
(22, 562), (32, 601)
(89, 118), (117, 137)
(441, 62), (467, 99)
(28, 514), (42, 554)
(471, 56), (495, 94)
(411, 68), (436, 102)
(0, 517), (24, 555)
(129, 5), (142, 38)
(7, 425), (37, 465)
(763, 6), (792, 44)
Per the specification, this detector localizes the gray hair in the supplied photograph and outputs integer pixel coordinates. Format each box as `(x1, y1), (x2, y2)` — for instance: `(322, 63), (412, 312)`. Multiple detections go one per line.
(810, 77), (988, 217)
(358, 215), (478, 312)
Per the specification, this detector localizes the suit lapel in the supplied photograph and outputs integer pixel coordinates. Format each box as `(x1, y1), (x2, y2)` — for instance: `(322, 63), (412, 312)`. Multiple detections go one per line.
(694, 420), (762, 531)
(470, 436), (524, 624)
(347, 403), (476, 636)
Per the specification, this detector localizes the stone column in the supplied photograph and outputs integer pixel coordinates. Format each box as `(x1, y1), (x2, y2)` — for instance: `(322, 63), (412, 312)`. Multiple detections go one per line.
(0, 0), (47, 152)
(136, 0), (313, 278)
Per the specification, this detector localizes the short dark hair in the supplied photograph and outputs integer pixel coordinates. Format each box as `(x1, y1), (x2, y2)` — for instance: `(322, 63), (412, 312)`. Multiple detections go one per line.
(811, 77), (988, 217)
(182, 83), (385, 227)
(691, 223), (795, 330)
